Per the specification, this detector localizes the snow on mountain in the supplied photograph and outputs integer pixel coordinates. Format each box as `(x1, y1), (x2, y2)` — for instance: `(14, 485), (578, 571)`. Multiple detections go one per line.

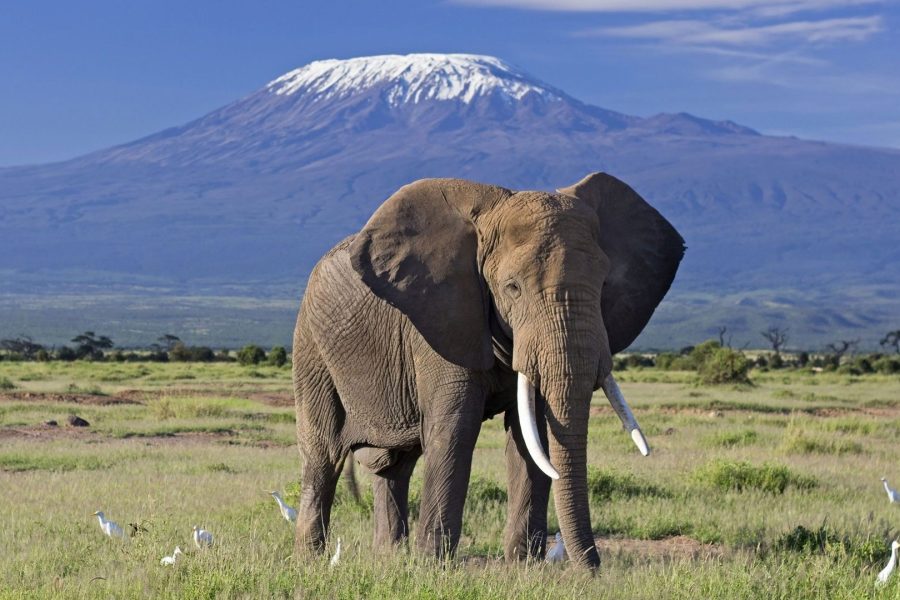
(267, 54), (564, 105)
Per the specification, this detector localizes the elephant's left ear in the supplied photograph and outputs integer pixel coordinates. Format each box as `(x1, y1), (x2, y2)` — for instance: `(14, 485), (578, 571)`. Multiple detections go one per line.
(558, 173), (686, 354)
(349, 178), (511, 371)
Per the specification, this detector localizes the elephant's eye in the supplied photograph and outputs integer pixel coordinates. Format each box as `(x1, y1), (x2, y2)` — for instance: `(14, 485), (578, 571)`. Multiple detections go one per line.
(504, 280), (521, 300)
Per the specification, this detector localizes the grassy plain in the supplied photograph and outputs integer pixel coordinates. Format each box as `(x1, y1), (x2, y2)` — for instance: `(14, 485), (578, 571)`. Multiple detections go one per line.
(0, 361), (898, 599)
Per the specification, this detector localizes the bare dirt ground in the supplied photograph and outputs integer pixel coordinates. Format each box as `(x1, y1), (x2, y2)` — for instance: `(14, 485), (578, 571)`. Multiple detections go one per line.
(0, 391), (143, 405)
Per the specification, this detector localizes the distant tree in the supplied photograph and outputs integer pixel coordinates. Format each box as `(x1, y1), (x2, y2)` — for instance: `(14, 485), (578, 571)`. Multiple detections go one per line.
(824, 339), (859, 366)
(237, 344), (266, 366)
(71, 331), (114, 360)
(267, 346), (288, 367)
(760, 327), (789, 356)
(717, 326), (732, 348)
(880, 330), (900, 355)
(0, 335), (45, 360)
(158, 334), (182, 351)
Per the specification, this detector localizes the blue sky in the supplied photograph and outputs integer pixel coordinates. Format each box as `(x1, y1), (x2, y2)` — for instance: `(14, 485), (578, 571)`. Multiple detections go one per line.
(1, 0), (897, 166)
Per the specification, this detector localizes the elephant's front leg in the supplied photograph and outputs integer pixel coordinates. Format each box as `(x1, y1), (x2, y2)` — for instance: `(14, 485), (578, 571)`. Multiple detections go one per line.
(502, 396), (552, 561)
(415, 381), (485, 559)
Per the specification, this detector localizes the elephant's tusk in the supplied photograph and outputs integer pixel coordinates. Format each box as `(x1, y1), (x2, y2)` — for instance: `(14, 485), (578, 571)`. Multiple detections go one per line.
(601, 373), (651, 456)
(517, 373), (560, 480)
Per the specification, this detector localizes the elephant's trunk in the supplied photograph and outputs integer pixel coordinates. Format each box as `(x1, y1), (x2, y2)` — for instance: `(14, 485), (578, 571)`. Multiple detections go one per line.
(541, 374), (600, 569)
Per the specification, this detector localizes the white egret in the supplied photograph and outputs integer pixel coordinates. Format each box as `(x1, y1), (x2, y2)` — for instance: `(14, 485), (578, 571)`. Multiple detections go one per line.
(269, 491), (297, 523)
(330, 537), (342, 567)
(876, 540), (899, 586)
(881, 477), (899, 504)
(92, 511), (125, 539)
(546, 532), (566, 563)
(160, 546), (183, 566)
(192, 525), (214, 549)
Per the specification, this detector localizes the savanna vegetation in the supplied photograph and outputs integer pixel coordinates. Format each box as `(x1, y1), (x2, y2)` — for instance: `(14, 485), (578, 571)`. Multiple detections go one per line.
(0, 356), (898, 599)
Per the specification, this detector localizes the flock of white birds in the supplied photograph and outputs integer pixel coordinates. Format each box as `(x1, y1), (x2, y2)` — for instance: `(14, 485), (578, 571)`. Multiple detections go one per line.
(89, 478), (897, 583)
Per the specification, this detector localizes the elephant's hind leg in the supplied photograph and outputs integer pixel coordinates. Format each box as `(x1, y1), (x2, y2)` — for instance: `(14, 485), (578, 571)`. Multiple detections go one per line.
(293, 332), (347, 554)
(371, 448), (421, 548)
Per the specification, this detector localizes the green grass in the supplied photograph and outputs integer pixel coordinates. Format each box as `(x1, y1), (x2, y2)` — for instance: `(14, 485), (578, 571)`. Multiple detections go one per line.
(1, 362), (899, 598)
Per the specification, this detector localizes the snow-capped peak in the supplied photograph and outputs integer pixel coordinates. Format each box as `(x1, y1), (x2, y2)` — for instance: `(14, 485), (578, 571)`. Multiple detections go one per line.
(267, 53), (563, 106)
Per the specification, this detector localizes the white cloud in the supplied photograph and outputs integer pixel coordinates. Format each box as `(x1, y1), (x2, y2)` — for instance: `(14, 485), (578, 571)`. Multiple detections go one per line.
(453, 0), (882, 13)
(585, 15), (883, 46)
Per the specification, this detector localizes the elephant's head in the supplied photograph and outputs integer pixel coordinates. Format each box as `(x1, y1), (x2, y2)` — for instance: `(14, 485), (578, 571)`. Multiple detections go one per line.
(349, 173), (685, 568)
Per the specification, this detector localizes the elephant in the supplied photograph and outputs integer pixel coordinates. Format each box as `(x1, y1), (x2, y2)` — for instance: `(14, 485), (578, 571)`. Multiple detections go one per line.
(291, 172), (685, 569)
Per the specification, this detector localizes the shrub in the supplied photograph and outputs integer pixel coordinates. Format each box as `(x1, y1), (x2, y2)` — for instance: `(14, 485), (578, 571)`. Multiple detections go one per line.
(697, 347), (752, 385)
(237, 345), (266, 366)
(780, 425), (864, 455)
(587, 466), (666, 501)
(694, 459), (816, 494)
(267, 346), (288, 367)
(689, 340), (722, 369)
(795, 351), (810, 368)
(467, 476), (507, 504)
(770, 353), (785, 369)
(707, 429), (758, 448)
(873, 356), (900, 374)
(55, 346), (77, 361)
(0, 376), (15, 390)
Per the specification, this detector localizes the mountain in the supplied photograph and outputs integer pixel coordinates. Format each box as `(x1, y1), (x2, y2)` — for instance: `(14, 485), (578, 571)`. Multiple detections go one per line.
(2, 53), (899, 350)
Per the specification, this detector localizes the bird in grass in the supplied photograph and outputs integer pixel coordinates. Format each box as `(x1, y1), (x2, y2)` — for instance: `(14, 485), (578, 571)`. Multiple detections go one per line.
(876, 540), (899, 586)
(192, 525), (214, 549)
(330, 538), (342, 567)
(128, 521), (149, 537)
(160, 546), (183, 566)
(269, 491), (297, 523)
(881, 477), (899, 504)
(546, 532), (566, 563)
(92, 511), (125, 539)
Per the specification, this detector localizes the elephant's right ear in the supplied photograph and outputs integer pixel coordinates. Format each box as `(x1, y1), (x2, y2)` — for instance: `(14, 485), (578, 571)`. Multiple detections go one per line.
(349, 178), (511, 371)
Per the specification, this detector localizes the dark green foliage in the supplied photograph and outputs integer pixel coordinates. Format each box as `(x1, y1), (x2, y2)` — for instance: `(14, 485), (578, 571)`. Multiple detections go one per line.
(70, 331), (113, 360)
(873, 356), (900, 374)
(694, 460), (817, 494)
(467, 476), (507, 504)
(237, 345), (266, 366)
(769, 353), (785, 369)
(698, 347), (752, 385)
(587, 466), (667, 501)
(55, 346), (77, 361)
(774, 524), (844, 554)
(267, 346), (288, 367)
(169, 342), (215, 362)
(796, 351), (810, 367)
(0, 376), (15, 390)
(707, 429), (759, 448)
(0, 336), (45, 360)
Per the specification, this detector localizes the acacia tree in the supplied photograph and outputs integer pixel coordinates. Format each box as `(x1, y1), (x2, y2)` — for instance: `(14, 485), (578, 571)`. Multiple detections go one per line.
(71, 331), (114, 360)
(825, 339), (859, 366)
(761, 326), (789, 356)
(880, 330), (900, 354)
(0, 335), (44, 360)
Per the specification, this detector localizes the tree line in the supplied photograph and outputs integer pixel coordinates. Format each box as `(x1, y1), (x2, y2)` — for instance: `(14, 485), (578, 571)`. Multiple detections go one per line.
(0, 333), (289, 367)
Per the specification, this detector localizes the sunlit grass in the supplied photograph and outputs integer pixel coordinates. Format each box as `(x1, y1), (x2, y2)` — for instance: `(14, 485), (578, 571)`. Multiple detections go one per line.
(0, 362), (898, 598)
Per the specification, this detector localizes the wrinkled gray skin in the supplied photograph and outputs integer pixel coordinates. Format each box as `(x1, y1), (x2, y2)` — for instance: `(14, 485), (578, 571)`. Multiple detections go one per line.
(292, 173), (684, 569)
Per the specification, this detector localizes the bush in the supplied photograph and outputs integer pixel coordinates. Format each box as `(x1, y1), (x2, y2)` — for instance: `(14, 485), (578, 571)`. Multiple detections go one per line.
(795, 351), (810, 368)
(770, 353), (785, 369)
(267, 346), (288, 367)
(0, 376), (15, 390)
(237, 344), (266, 366)
(873, 356), (900, 374)
(694, 459), (816, 494)
(169, 343), (215, 362)
(587, 466), (667, 501)
(467, 476), (507, 505)
(55, 346), (77, 361)
(697, 347), (752, 385)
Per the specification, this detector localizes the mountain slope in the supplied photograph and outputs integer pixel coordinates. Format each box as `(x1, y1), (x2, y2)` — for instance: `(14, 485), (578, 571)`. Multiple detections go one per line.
(1, 53), (898, 349)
